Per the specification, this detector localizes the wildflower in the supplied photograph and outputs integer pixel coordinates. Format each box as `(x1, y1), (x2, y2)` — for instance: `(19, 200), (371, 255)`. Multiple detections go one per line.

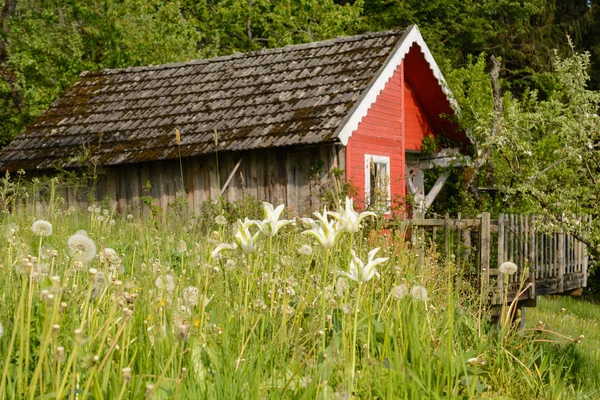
(177, 240), (188, 253)
(92, 272), (108, 299)
(40, 245), (58, 260)
(231, 218), (261, 255)
(391, 284), (409, 300)
(100, 248), (119, 264)
(410, 286), (428, 302)
(97, 215), (105, 222)
(498, 261), (518, 275)
(67, 233), (97, 264)
(224, 259), (236, 270)
(126, 214), (134, 220)
(215, 214), (228, 225)
(301, 208), (344, 250)
(177, 323), (190, 340)
(255, 202), (294, 237)
(338, 248), (389, 283)
(87, 206), (93, 212)
(467, 357), (479, 366)
(31, 220), (52, 236)
(102, 209), (109, 216)
(211, 243), (236, 258)
(297, 244), (313, 257)
(328, 197), (377, 233)
(181, 286), (199, 306)
(155, 274), (175, 293)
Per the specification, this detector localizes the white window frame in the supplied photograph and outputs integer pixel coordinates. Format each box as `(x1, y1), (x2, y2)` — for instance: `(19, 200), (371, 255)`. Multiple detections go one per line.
(364, 154), (391, 214)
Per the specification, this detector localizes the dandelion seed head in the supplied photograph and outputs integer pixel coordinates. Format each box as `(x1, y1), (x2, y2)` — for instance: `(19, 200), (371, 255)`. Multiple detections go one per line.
(499, 261), (518, 275)
(297, 244), (313, 257)
(177, 240), (188, 253)
(75, 230), (88, 237)
(67, 233), (97, 264)
(100, 248), (119, 264)
(31, 220), (52, 237)
(410, 286), (428, 302)
(215, 215), (228, 225)
(97, 215), (105, 222)
(155, 274), (175, 293)
(391, 284), (409, 300)
(181, 286), (199, 306)
(127, 214), (134, 220)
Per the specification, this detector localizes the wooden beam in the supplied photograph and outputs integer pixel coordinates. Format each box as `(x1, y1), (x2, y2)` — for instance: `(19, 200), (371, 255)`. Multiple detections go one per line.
(423, 172), (450, 211)
(219, 157), (244, 197)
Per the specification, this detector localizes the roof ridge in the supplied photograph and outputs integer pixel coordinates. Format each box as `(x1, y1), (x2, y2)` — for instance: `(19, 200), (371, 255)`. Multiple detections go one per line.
(80, 29), (405, 77)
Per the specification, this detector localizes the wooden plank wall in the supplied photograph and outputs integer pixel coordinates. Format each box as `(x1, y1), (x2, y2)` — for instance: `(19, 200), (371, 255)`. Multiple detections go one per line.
(90, 144), (343, 216)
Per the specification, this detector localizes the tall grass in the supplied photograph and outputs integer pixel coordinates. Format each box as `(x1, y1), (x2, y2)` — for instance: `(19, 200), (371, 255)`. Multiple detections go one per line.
(0, 190), (596, 398)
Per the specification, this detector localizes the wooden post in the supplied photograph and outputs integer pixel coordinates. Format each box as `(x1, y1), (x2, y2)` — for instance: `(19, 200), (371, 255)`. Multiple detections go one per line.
(480, 212), (491, 293)
(529, 215), (536, 298)
(497, 213), (505, 303)
(558, 232), (565, 292)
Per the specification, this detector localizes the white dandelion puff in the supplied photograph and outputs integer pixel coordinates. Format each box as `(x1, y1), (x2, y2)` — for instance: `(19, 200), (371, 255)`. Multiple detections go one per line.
(100, 248), (119, 264)
(297, 244), (313, 257)
(181, 286), (199, 306)
(410, 286), (428, 302)
(177, 240), (188, 253)
(32, 220), (52, 237)
(155, 274), (175, 293)
(67, 233), (97, 264)
(215, 215), (228, 225)
(498, 261), (518, 276)
(391, 284), (409, 300)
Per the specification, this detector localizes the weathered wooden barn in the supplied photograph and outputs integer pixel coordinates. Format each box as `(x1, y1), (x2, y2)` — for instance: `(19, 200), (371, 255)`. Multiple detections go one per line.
(0, 25), (467, 215)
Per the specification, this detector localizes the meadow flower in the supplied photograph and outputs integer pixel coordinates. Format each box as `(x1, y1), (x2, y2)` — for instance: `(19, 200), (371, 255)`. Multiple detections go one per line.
(255, 202), (294, 237)
(391, 284), (409, 300)
(211, 243), (236, 258)
(338, 248), (389, 283)
(67, 233), (97, 264)
(215, 214), (228, 225)
(233, 218), (261, 255)
(100, 248), (119, 264)
(410, 286), (428, 302)
(92, 272), (108, 298)
(40, 245), (58, 260)
(181, 286), (199, 306)
(155, 274), (175, 293)
(499, 261), (518, 275)
(126, 214), (134, 220)
(301, 208), (344, 250)
(297, 244), (313, 257)
(177, 240), (188, 253)
(328, 197), (377, 233)
(31, 220), (52, 236)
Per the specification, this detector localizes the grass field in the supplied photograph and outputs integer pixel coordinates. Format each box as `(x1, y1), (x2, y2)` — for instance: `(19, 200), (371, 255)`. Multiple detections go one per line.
(0, 192), (599, 398)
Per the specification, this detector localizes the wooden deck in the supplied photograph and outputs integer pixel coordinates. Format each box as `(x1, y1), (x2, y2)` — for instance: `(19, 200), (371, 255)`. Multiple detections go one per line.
(405, 213), (589, 306)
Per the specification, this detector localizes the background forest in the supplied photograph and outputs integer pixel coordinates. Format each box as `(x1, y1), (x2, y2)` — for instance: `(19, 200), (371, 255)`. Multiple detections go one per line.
(1, 0), (599, 148)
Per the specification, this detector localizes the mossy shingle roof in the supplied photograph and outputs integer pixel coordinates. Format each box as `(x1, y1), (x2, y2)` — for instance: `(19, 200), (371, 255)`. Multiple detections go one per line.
(0, 28), (410, 171)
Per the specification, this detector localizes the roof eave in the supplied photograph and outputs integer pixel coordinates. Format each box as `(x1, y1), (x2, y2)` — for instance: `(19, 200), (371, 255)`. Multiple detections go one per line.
(333, 25), (458, 146)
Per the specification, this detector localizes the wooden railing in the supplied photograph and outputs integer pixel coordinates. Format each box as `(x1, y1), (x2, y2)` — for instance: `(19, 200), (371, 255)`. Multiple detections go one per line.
(404, 213), (589, 305)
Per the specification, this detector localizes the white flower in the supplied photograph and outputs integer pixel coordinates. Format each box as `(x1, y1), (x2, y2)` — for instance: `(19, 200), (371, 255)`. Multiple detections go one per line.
(126, 214), (134, 220)
(467, 357), (479, 366)
(177, 240), (188, 253)
(155, 274), (175, 293)
(100, 248), (119, 264)
(328, 197), (376, 233)
(67, 233), (97, 264)
(181, 286), (199, 306)
(211, 243), (236, 258)
(297, 244), (313, 257)
(410, 286), (428, 302)
(255, 202), (294, 237)
(215, 215), (228, 225)
(233, 218), (261, 255)
(338, 248), (389, 283)
(32, 220), (52, 236)
(301, 208), (344, 250)
(499, 261), (518, 275)
(391, 284), (409, 300)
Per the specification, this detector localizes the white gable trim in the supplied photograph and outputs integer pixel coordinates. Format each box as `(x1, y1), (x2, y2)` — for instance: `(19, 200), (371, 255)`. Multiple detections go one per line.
(336, 25), (455, 146)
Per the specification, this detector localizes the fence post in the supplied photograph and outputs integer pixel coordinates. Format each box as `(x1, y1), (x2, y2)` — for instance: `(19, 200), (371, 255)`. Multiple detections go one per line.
(558, 232), (565, 292)
(480, 212), (491, 294)
(529, 215), (536, 298)
(497, 213), (505, 303)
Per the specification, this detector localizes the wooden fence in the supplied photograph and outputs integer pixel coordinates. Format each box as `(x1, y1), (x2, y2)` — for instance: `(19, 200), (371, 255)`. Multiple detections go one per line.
(406, 213), (589, 305)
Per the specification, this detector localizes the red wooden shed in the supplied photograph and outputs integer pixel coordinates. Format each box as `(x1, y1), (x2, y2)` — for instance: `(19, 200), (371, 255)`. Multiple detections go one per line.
(0, 25), (467, 216)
